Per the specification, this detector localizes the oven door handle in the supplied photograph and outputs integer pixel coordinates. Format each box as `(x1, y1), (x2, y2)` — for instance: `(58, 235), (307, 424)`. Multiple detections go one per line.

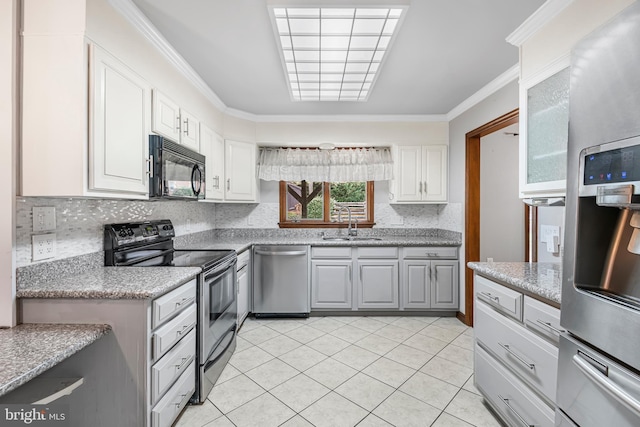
(573, 353), (640, 416)
(116, 248), (174, 266)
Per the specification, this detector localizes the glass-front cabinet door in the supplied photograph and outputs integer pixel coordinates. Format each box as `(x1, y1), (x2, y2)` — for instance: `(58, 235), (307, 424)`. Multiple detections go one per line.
(519, 59), (570, 197)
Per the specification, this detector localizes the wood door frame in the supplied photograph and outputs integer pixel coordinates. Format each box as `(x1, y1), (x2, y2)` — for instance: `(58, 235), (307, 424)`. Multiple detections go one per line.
(460, 109), (519, 326)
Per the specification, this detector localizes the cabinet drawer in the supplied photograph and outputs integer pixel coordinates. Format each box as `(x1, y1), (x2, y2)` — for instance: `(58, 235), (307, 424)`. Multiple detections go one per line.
(402, 247), (457, 259)
(151, 360), (196, 427)
(152, 303), (197, 361)
(311, 246), (352, 258)
(152, 279), (197, 329)
(524, 296), (563, 344)
(475, 344), (555, 427)
(358, 247), (398, 259)
(151, 329), (196, 405)
(475, 275), (522, 321)
(475, 301), (558, 403)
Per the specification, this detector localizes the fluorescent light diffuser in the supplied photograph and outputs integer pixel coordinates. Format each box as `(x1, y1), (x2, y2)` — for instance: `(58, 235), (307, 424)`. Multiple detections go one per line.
(269, 5), (407, 102)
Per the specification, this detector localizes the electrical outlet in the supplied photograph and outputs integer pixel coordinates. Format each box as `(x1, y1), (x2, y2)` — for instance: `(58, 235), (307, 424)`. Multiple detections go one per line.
(33, 207), (56, 232)
(32, 233), (56, 261)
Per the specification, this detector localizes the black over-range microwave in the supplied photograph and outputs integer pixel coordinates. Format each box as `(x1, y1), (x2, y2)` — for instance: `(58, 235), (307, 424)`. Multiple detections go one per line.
(149, 135), (205, 200)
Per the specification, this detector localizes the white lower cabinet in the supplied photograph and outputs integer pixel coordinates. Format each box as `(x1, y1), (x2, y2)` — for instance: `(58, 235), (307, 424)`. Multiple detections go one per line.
(474, 273), (560, 426)
(19, 278), (198, 427)
(311, 246), (458, 312)
(357, 260), (399, 309)
(475, 345), (555, 427)
(311, 259), (353, 309)
(237, 249), (251, 326)
(400, 248), (459, 310)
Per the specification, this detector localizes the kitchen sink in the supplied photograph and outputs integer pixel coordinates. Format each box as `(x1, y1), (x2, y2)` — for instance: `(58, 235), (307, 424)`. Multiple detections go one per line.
(321, 236), (382, 241)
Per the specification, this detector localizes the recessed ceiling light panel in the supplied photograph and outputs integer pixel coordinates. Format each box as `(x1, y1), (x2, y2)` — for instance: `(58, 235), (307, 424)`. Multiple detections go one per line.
(269, 3), (408, 102)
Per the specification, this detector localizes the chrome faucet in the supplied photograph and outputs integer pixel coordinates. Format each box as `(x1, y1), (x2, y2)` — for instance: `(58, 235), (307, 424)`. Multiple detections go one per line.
(336, 205), (357, 237)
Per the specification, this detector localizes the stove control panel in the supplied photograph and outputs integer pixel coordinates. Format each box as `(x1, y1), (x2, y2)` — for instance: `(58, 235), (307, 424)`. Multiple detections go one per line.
(104, 219), (175, 249)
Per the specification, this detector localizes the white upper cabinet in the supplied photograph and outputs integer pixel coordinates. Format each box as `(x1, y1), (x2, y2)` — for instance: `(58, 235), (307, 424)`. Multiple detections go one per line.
(390, 145), (448, 203)
(89, 44), (150, 195)
(152, 91), (180, 142)
(519, 58), (570, 198)
(152, 89), (200, 152)
(224, 139), (257, 202)
(200, 124), (224, 201)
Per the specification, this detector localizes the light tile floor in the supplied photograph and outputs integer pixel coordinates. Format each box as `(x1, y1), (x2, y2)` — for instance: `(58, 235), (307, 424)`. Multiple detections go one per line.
(175, 315), (502, 427)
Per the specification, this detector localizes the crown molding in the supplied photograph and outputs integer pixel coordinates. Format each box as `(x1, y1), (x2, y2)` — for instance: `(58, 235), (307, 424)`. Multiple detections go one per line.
(108, 0), (227, 112)
(506, 0), (575, 47)
(446, 64), (519, 121)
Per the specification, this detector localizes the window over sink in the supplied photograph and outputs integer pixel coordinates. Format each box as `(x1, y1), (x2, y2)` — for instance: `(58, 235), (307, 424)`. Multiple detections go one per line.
(279, 180), (374, 228)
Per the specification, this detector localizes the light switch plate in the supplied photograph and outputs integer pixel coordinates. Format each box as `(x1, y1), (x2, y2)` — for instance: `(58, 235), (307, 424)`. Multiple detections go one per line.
(33, 207), (56, 232)
(32, 233), (56, 261)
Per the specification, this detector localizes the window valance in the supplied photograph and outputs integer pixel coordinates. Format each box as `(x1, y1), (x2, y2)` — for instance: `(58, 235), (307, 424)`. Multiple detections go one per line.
(257, 147), (393, 182)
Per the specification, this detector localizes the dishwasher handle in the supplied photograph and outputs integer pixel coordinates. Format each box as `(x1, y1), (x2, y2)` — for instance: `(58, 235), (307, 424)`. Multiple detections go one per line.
(254, 249), (307, 256)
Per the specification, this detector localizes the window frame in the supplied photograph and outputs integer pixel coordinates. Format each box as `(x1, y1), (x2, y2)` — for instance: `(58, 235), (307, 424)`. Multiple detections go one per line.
(278, 181), (375, 228)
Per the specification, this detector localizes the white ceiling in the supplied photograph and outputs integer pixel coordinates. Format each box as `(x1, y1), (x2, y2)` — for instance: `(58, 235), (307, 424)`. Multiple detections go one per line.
(131, 0), (545, 116)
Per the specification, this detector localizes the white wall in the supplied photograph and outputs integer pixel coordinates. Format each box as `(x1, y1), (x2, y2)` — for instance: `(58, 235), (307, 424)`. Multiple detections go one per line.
(480, 123), (524, 262)
(0, 0), (18, 327)
(537, 206), (565, 263)
(449, 80), (520, 315)
(520, 0), (634, 81)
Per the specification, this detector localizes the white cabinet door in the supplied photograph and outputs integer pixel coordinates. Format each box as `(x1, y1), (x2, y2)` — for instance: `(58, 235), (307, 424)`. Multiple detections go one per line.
(423, 145), (447, 202)
(89, 45), (150, 195)
(357, 260), (399, 309)
(311, 260), (353, 309)
(395, 146), (422, 201)
(392, 145), (448, 203)
(401, 259), (431, 309)
(225, 139), (257, 201)
(179, 108), (200, 152)
(519, 60), (570, 198)
(430, 260), (458, 309)
(201, 125), (224, 201)
(152, 90), (180, 142)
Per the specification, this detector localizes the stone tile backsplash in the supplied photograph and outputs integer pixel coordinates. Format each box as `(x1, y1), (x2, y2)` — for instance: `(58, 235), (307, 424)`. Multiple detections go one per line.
(16, 196), (462, 267)
(16, 198), (216, 267)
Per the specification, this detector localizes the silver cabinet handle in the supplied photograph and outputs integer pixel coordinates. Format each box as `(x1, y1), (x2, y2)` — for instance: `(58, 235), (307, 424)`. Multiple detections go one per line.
(419, 181), (422, 193)
(498, 343), (535, 370)
(175, 296), (195, 308)
(183, 118), (189, 135)
(359, 265), (363, 283)
(478, 291), (500, 307)
(429, 265), (433, 282)
(176, 116), (181, 130)
(145, 157), (153, 177)
(498, 395), (534, 427)
(534, 319), (565, 335)
(423, 181), (427, 194)
(213, 175), (220, 189)
(175, 356), (190, 371)
(573, 353), (640, 416)
(348, 265), (352, 284)
(227, 178), (231, 191)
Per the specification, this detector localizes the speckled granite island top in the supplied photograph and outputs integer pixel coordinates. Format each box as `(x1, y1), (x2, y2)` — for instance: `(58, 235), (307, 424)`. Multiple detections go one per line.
(16, 267), (201, 299)
(467, 262), (562, 307)
(0, 323), (111, 397)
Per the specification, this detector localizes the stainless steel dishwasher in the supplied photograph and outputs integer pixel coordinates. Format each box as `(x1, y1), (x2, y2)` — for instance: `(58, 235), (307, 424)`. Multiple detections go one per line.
(253, 245), (310, 317)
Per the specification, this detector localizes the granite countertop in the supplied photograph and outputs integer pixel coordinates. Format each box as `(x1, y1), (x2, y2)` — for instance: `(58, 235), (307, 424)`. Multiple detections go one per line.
(178, 235), (462, 253)
(0, 323), (111, 397)
(16, 267), (201, 299)
(467, 262), (562, 307)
